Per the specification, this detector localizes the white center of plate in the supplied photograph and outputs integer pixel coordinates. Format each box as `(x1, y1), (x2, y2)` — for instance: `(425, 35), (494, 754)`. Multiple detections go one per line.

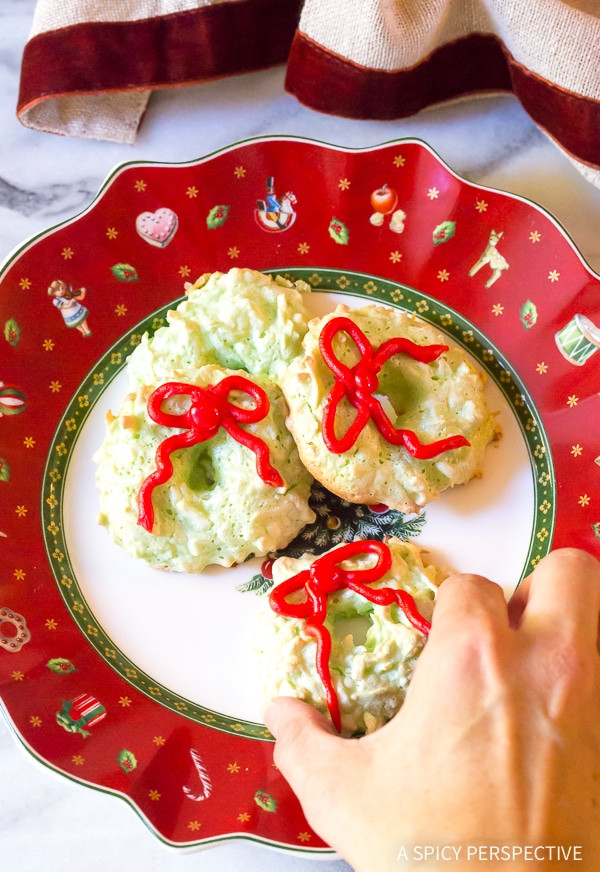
(63, 293), (535, 725)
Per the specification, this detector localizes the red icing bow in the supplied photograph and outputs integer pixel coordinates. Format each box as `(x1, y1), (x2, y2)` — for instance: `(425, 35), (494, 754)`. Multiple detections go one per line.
(137, 377), (283, 533)
(319, 316), (470, 457)
(268, 539), (431, 733)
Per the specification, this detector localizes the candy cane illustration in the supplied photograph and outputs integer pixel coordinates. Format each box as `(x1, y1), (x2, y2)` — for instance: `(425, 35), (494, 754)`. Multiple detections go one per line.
(183, 748), (212, 801)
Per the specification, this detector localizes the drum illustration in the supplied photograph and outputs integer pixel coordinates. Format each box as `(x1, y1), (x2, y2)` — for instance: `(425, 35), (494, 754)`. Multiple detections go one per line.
(555, 314), (600, 366)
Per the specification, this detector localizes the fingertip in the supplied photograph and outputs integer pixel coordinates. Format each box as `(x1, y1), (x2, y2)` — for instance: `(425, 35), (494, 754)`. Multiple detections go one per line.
(263, 699), (282, 737)
(543, 547), (600, 578)
(264, 696), (335, 739)
(264, 698), (342, 798)
(431, 571), (509, 634)
(517, 547), (600, 641)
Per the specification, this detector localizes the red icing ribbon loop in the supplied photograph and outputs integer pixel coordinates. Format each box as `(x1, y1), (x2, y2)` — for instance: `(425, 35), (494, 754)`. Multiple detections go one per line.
(269, 539), (431, 733)
(319, 316), (471, 457)
(137, 377), (283, 533)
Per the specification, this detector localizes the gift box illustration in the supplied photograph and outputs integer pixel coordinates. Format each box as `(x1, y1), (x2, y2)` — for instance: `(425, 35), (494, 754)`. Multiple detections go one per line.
(56, 693), (106, 737)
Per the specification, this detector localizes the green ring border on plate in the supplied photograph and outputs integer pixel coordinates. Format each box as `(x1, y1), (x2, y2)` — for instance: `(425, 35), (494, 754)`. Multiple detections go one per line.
(41, 267), (556, 738)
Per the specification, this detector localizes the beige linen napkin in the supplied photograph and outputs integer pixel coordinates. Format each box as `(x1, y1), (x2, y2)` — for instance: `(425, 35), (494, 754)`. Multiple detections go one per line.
(17, 0), (600, 188)
(285, 0), (600, 188)
(17, 0), (302, 143)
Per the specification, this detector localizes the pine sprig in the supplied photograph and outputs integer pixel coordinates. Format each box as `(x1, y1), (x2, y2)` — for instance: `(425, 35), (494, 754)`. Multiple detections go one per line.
(236, 573), (274, 595)
(237, 482), (427, 595)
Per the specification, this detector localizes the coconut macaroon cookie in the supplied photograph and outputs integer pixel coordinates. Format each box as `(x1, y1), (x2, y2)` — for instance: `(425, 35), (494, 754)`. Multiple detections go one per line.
(280, 304), (499, 513)
(94, 364), (315, 573)
(256, 537), (446, 736)
(127, 268), (311, 387)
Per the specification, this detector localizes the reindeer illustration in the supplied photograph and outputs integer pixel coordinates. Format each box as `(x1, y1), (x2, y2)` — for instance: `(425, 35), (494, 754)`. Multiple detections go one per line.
(469, 230), (509, 288)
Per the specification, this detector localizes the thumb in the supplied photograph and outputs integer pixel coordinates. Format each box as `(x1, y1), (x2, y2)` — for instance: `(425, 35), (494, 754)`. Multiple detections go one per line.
(264, 697), (352, 802)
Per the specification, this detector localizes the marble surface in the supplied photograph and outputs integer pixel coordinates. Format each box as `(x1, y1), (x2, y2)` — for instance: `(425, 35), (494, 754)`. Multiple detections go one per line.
(2, 2), (600, 871)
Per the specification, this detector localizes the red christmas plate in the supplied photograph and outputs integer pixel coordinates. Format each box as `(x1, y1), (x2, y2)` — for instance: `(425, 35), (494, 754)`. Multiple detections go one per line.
(1, 137), (599, 853)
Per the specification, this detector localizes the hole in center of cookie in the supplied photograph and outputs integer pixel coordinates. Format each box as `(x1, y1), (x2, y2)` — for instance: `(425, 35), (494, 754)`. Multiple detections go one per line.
(331, 611), (374, 647)
(185, 444), (216, 492)
(377, 361), (420, 421)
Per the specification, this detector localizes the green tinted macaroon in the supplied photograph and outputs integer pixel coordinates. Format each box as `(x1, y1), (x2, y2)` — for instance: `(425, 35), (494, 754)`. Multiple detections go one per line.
(127, 268), (311, 387)
(93, 364), (315, 573)
(280, 303), (499, 513)
(256, 537), (446, 736)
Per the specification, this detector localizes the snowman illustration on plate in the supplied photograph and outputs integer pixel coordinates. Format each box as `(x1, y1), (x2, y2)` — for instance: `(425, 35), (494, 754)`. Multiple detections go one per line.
(555, 313), (600, 366)
(255, 177), (297, 232)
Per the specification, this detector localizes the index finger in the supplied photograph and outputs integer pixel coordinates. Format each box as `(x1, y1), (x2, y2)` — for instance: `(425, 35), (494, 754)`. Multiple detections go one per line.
(515, 548), (600, 645)
(429, 571), (510, 641)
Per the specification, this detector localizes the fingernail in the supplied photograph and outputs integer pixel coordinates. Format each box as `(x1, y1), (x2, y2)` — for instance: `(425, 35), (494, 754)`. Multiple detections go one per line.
(263, 700), (281, 737)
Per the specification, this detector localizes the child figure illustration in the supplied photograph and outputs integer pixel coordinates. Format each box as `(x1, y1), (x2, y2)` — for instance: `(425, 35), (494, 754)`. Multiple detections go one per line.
(48, 280), (92, 337)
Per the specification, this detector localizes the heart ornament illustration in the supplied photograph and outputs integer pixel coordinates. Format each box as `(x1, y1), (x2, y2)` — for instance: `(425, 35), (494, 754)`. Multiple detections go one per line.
(135, 207), (179, 248)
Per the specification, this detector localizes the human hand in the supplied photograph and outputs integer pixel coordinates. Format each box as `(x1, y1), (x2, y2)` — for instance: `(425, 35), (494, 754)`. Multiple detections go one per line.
(264, 548), (600, 870)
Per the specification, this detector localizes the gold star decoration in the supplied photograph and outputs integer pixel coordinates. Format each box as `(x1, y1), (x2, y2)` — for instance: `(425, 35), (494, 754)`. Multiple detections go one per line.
(475, 199), (488, 213)
(298, 832), (312, 842)
(227, 762), (241, 774)
(61, 247), (74, 260)
(567, 394), (579, 408)
(134, 180), (147, 192)
(579, 494), (591, 507)
(119, 696), (132, 707)
(548, 269), (560, 282)
(23, 436), (36, 448)
(49, 381), (62, 393)
(106, 227), (119, 240)
(45, 618), (58, 630)
(389, 251), (402, 263)
(153, 736), (166, 746)
(228, 246), (240, 259)
(529, 230), (541, 243)
(571, 444), (583, 457)
(536, 362), (548, 374)
(427, 187), (440, 200)
(15, 505), (28, 518)
(29, 715), (42, 727)
(43, 339), (55, 351)
(297, 242), (310, 255)
(72, 755), (84, 766)
(237, 812), (251, 823)
(491, 303), (504, 316)
(179, 265), (191, 277)
(12, 671), (24, 681)
(13, 569), (26, 581)
(148, 789), (161, 801)
(19, 277), (31, 290)
(437, 269), (450, 282)
(338, 178), (351, 190)
(393, 154), (406, 167)
(114, 304), (127, 317)
(186, 186), (199, 198)
(188, 821), (201, 831)
(234, 166), (246, 179)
